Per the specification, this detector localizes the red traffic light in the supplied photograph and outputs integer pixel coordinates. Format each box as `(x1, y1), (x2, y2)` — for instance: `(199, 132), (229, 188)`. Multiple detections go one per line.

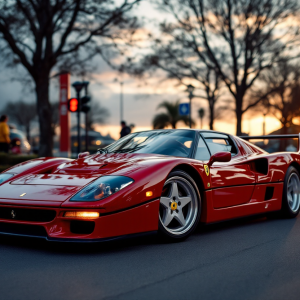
(68, 98), (79, 112)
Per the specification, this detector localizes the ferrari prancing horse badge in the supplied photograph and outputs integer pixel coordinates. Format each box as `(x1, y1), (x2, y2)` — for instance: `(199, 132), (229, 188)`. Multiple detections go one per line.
(204, 165), (210, 176)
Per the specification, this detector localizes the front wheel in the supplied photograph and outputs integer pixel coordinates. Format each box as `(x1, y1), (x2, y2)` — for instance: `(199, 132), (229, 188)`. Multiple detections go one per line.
(158, 170), (201, 241)
(281, 166), (300, 218)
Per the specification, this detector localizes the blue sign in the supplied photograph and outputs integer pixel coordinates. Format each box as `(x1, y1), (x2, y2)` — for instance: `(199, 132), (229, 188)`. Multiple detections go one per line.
(179, 103), (190, 116)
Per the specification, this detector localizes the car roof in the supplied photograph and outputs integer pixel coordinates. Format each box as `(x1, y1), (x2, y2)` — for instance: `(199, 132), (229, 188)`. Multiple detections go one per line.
(131, 128), (234, 136)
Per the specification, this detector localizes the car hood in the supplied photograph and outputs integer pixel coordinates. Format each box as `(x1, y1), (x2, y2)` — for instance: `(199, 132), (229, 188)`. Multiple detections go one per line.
(0, 153), (168, 204)
(52, 153), (167, 176)
(0, 174), (98, 203)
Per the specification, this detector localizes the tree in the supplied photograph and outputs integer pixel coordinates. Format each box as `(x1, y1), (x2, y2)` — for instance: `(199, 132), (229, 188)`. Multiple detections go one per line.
(87, 101), (110, 131)
(141, 36), (224, 130)
(0, 0), (141, 156)
(251, 59), (300, 149)
(155, 0), (300, 135)
(153, 100), (193, 129)
(3, 100), (36, 141)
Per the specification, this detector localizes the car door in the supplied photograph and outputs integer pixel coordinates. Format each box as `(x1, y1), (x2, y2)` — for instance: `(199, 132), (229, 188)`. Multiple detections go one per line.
(195, 132), (256, 209)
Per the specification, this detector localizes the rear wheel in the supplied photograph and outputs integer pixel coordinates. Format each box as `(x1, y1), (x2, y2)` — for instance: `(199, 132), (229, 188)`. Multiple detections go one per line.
(158, 170), (201, 241)
(281, 166), (300, 218)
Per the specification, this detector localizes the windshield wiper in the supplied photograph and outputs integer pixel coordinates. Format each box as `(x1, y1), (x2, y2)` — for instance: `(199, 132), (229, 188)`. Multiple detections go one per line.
(111, 149), (136, 153)
(97, 148), (108, 154)
(111, 145), (145, 154)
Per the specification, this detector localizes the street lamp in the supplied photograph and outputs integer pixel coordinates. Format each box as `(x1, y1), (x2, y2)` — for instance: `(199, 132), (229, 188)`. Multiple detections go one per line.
(262, 100), (270, 136)
(198, 108), (205, 129)
(187, 84), (195, 128)
(114, 76), (124, 123)
(120, 80), (124, 123)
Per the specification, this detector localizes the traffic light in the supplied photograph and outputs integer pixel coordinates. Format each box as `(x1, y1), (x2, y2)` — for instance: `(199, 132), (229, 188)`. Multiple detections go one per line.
(68, 95), (90, 113)
(81, 95), (91, 113)
(68, 98), (79, 112)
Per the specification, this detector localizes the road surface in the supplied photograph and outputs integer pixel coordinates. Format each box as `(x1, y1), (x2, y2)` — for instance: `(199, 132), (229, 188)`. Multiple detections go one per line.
(1, 215), (300, 300)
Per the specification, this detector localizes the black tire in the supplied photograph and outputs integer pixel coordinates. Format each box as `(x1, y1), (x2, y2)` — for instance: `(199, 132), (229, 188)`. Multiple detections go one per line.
(280, 166), (300, 218)
(157, 170), (201, 242)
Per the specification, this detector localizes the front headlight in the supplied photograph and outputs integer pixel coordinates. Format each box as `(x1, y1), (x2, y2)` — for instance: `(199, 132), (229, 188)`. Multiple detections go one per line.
(0, 173), (14, 184)
(70, 176), (134, 202)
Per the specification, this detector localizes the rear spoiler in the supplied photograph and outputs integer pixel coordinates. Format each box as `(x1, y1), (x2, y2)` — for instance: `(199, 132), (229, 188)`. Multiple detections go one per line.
(239, 133), (300, 152)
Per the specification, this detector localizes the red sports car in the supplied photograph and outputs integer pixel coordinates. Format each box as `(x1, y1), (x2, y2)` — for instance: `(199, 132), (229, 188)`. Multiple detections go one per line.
(0, 129), (299, 242)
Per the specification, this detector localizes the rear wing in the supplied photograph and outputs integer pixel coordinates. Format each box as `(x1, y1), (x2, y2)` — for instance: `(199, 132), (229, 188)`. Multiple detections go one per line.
(239, 134), (300, 152)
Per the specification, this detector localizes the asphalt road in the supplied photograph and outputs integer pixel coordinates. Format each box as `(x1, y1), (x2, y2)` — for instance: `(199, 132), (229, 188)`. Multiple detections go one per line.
(1, 214), (300, 300)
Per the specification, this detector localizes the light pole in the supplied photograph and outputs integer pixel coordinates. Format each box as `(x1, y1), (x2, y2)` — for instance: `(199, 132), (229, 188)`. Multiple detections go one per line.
(82, 81), (90, 152)
(262, 107), (269, 145)
(263, 112), (266, 136)
(114, 76), (124, 123)
(187, 84), (195, 128)
(198, 108), (205, 129)
(120, 80), (124, 122)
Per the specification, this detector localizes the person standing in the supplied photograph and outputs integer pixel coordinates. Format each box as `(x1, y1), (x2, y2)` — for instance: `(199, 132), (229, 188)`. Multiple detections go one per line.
(120, 120), (131, 138)
(0, 115), (11, 153)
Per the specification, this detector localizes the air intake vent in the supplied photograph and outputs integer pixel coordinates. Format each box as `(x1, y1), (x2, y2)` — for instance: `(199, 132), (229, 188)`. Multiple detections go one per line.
(252, 158), (269, 175)
(265, 186), (274, 201)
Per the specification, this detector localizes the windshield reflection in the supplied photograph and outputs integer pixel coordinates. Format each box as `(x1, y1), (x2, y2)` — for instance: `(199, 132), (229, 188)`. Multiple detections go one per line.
(98, 130), (195, 158)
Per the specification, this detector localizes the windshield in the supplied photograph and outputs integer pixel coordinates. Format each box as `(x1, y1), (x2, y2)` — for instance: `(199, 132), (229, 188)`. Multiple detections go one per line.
(99, 130), (195, 158)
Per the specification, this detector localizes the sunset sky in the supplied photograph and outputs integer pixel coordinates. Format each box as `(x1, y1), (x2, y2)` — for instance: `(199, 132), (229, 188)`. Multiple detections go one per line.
(0, 1), (288, 141)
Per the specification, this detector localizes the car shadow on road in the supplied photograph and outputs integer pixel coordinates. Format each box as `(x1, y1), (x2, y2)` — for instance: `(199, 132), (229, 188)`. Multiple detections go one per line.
(197, 214), (271, 234)
(0, 213), (296, 255)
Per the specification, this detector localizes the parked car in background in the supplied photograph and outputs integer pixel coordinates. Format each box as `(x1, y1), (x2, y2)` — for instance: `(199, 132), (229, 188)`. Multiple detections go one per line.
(71, 129), (115, 155)
(9, 129), (31, 154)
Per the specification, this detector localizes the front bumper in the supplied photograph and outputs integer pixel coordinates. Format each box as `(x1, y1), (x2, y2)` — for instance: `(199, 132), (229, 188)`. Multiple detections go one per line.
(0, 199), (160, 242)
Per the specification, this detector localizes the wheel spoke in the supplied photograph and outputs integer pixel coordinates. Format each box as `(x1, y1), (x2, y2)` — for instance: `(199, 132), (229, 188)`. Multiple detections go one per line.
(171, 182), (179, 198)
(174, 211), (186, 226)
(160, 197), (170, 208)
(291, 178), (297, 190)
(179, 196), (192, 208)
(163, 210), (174, 226)
(288, 193), (294, 205)
(294, 181), (299, 194)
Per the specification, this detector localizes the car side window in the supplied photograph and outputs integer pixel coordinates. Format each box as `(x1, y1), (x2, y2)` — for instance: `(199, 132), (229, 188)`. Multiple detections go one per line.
(195, 136), (211, 161)
(202, 132), (238, 156)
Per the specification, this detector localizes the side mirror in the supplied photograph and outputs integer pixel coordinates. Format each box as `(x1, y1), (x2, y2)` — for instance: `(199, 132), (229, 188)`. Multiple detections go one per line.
(78, 152), (90, 159)
(208, 151), (231, 167)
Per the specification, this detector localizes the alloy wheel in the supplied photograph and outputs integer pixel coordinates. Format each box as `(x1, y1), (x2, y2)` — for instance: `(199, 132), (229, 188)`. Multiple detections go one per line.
(159, 176), (198, 235)
(287, 172), (300, 213)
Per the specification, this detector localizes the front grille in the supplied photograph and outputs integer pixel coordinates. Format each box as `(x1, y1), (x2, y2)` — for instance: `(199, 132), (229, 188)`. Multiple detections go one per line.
(0, 207), (56, 222)
(0, 223), (47, 237)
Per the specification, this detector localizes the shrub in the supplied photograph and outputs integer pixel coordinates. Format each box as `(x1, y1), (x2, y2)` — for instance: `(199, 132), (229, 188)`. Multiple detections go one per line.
(0, 154), (38, 173)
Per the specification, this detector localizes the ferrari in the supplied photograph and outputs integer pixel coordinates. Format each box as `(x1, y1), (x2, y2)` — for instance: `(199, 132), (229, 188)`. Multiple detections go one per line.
(0, 129), (299, 242)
